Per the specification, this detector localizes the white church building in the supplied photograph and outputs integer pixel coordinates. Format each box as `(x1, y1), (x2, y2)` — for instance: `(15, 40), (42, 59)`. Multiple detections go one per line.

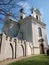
(0, 8), (48, 61)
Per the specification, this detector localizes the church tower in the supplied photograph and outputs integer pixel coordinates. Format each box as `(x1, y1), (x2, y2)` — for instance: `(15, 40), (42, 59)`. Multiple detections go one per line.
(19, 8), (26, 20)
(31, 8), (42, 21)
(30, 7), (48, 54)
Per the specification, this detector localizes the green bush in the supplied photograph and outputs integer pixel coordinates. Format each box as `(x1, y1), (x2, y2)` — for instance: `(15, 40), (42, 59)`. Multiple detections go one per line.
(47, 49), (49, 55)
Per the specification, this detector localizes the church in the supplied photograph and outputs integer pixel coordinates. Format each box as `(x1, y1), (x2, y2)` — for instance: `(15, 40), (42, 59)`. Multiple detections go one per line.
(0, 7), (48, 61)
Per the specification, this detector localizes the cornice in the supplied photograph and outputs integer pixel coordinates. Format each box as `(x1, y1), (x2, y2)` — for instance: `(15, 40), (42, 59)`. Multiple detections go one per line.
(19, 16), (46, 27)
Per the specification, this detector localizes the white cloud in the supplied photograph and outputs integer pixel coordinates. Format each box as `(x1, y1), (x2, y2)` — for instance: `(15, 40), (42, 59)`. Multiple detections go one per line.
(17, 2), (31, 10)
(23, 2), (30, 9)
(17, 2), (31, 15)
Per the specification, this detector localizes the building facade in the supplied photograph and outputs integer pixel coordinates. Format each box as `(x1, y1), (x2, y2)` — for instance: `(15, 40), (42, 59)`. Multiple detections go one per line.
(0, 8), (48, 61)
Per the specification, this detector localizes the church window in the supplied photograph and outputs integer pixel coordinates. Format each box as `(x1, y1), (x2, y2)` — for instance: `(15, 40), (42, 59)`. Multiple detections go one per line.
(20, 8), (23, 12)
(20, 16), (23, 19)
(29, 15), (31, 17)
(36, 15), (38, 20)
(31, 11), (33, 13)
(38, 27), (42, 37)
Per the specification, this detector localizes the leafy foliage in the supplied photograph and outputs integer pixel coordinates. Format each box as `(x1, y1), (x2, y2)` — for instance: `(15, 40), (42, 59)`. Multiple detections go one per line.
(0, 0), (25, 23)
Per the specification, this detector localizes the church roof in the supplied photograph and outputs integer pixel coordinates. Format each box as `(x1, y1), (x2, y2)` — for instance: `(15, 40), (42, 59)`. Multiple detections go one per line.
(9, 17), (18, 23)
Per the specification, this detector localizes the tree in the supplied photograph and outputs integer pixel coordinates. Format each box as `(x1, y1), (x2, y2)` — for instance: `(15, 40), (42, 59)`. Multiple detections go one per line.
(0, 0), (25, 33)
(0, 0), (25, 24)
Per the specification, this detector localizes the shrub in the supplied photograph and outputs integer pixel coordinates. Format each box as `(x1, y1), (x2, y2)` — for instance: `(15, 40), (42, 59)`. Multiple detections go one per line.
(47, 49), (49, 55)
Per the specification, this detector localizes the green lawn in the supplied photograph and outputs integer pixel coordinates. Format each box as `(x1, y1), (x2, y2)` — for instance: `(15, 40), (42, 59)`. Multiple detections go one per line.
(8, 55), (49, 65)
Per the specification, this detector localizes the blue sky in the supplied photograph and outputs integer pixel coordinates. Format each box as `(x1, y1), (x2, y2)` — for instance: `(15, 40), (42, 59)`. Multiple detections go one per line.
(0, 0), (49, 44)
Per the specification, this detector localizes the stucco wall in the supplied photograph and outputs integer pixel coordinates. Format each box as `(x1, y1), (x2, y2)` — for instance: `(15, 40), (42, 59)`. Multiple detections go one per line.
(3, 21), (19, 37)
(20, 20), (33, 43)
(0, 33), (15, 61)
(33, 47), (40, 54)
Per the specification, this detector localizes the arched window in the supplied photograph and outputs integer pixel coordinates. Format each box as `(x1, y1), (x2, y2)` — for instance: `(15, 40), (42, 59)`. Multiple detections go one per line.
(31, 11), (33, 13)
(36, 15), (38, 20)
(38, 27), (42, 37)
(20, 8), (23, 12)
(20, 16), (23, 19)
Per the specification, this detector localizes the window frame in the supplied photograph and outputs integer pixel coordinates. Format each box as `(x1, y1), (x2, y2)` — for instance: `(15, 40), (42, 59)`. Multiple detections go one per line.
(38, 27), (42, 37)
(36, 15), (38, 20)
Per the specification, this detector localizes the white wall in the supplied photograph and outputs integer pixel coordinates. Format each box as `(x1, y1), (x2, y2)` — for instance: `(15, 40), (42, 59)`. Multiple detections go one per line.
(20, 20), (33, 43)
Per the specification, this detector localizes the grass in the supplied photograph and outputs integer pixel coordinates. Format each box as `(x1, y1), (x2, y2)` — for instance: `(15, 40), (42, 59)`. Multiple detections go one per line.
(8, 55), (49, 65)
